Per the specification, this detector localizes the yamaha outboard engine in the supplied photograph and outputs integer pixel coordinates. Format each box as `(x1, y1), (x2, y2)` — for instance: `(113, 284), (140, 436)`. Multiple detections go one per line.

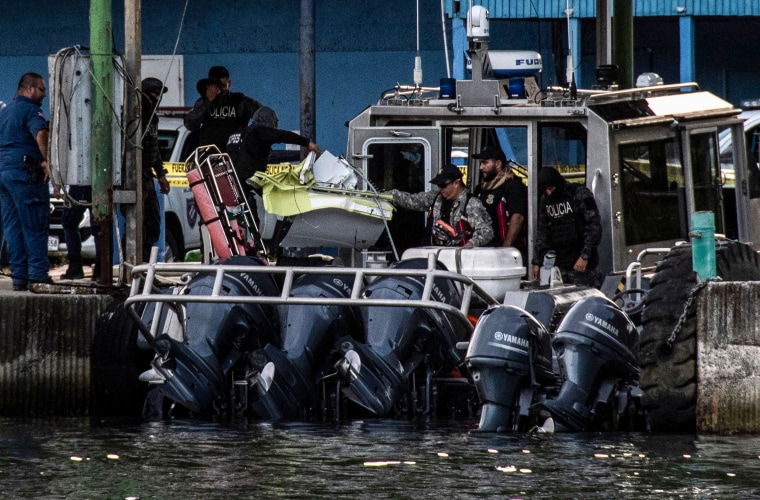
(148, 256), (280, 414)
(334, 258), (469, 416)
(465, 305), (555, 432)
(247, 272), (363, 420)
(538, 295), (640, 431)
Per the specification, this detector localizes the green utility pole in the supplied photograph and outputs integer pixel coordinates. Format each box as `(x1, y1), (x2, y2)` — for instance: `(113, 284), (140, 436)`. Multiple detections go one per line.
(90, 0), (114, 284)
(596, 0), (611, 67)
(612, 0), (634, 89)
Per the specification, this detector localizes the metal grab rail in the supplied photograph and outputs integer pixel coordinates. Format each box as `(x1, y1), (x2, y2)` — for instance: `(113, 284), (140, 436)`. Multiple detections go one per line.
(625, 247), (673, 291)
(124, 254), (499, 344)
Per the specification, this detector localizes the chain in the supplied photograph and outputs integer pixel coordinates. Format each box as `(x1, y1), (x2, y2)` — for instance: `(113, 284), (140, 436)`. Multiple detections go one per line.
(662, 276), (722, 354)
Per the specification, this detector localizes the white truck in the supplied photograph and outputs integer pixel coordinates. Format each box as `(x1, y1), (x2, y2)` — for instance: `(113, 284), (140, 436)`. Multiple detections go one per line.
(48, 113), (202, 263)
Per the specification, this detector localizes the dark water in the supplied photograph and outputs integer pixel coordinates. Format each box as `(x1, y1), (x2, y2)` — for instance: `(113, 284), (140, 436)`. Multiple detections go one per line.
(2, 417), (760, 499)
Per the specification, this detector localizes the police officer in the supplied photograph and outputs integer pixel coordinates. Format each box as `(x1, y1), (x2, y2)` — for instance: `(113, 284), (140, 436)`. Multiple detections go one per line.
(141, 77), (171, 262)
(184, 66), (263, 152)
(233, 106), (321, 181)
(472, 146), (528, 260)
(531, 166), (603, 287)
(389, 163), (493, 248)
(0, 72), (53, 290)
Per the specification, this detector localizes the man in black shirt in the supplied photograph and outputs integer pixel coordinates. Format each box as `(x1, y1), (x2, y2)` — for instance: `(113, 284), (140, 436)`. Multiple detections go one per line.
(229, 106), (321, 245)
(472, 146), (528, 260)
(233, 106), (321, 182)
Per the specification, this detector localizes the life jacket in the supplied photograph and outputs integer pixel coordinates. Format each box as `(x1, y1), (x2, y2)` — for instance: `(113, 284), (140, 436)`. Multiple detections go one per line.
(425, 192), (474, 246)
(478, 182), (509, 245)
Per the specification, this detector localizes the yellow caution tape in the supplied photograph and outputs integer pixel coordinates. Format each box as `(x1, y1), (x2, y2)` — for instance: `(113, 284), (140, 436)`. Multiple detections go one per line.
(164, 162), (190, 188)
(163, 161), (300, 189)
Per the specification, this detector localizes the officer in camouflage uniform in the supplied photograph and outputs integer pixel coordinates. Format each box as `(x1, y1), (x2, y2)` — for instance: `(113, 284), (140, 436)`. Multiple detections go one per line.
(389, 163), (493, 248)
(531, 166), (603, 287)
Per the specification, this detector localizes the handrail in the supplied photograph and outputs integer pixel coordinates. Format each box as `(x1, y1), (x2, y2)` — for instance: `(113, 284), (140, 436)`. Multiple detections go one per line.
(624, 247), (672, 290)
(124, 254), (498, 345)
(586, 82), (700, 103)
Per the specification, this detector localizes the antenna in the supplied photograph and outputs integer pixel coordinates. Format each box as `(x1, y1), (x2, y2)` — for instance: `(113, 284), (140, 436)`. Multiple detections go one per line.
(565, 0), (574, 87)
(414, 0), (423, 86)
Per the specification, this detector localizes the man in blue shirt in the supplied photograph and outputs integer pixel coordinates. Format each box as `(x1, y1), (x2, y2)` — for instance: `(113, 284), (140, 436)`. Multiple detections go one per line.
(0, 72), (53, 291)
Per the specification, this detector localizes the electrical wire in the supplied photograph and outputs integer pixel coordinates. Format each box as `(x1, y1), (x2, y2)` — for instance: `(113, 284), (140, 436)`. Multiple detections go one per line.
(49, 0), (190, 205)
(138, 0), (190, 146)
(49, 46), (124, 206)
(440, 0), (451, 78)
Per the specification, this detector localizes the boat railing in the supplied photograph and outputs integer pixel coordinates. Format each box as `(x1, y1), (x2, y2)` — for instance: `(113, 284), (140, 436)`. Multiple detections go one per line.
(124, 254), (499, 342)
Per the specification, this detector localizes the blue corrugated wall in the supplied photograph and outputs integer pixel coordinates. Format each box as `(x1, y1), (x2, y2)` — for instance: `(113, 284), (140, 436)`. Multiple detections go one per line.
(1, 1), (760, 154)
(444, 0), (760, 18)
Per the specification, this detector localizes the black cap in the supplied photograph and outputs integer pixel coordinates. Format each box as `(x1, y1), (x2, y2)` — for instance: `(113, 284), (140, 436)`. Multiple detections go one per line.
(472, 145), (507, 164)
(208, 66), (229, 79)
(430, 163), (464, 186)
(142, 77), (168, 95)
(538, 167), (565, 191)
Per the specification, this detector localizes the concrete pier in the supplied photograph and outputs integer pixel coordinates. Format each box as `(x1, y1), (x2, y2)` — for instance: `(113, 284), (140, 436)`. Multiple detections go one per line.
(697, 281), (760, 434)
(0, 280), (114, 416)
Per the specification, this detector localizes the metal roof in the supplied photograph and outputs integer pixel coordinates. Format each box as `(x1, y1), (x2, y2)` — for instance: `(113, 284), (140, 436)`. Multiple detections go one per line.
(444, 1), (760, 19)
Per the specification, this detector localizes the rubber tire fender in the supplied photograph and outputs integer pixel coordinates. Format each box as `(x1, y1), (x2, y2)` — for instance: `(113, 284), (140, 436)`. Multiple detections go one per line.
(90, 299), (155, 419)
(639, 241), (760, 432)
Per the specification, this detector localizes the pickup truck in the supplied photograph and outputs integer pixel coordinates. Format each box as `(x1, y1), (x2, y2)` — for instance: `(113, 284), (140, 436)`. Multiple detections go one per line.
(156, 113), (202, 261)
(155, 111), (296, 257)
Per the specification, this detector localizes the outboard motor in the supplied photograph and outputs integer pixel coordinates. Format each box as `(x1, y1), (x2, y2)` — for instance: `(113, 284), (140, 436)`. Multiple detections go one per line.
(503, 285), (606, 333)
(334, 258), (469, 416)
(465, 305), (555, 432)
(538, 295), (640, 431)
(148, 256), (280, 414)
(247, 272), (363, 420)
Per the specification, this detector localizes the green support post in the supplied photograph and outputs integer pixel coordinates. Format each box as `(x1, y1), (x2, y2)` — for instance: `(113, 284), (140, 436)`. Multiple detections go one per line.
(612, 0), (633, 89)
(90, 0), (114, 283)
(690, 211), (717, 281)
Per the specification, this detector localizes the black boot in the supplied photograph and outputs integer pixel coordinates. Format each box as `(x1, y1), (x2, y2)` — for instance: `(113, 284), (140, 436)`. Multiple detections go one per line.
(62, 257), (85, 280)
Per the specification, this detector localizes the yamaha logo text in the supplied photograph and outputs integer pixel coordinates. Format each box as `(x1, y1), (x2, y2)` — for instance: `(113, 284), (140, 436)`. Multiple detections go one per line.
(585, 312), (619, 337)
(493, 331), (530, 349)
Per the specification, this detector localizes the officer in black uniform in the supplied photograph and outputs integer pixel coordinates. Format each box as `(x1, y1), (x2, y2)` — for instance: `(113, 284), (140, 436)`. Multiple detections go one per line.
(232, 106), (321, 181)
(531, 166), (603, 287)
(140, 77), (171, 262)
(184, 66), (262, 152)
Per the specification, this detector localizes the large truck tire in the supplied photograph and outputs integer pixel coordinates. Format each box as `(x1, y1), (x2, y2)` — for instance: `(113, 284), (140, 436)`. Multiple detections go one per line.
(640, 241), (760, 431)
(90, 299), (154, 420)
